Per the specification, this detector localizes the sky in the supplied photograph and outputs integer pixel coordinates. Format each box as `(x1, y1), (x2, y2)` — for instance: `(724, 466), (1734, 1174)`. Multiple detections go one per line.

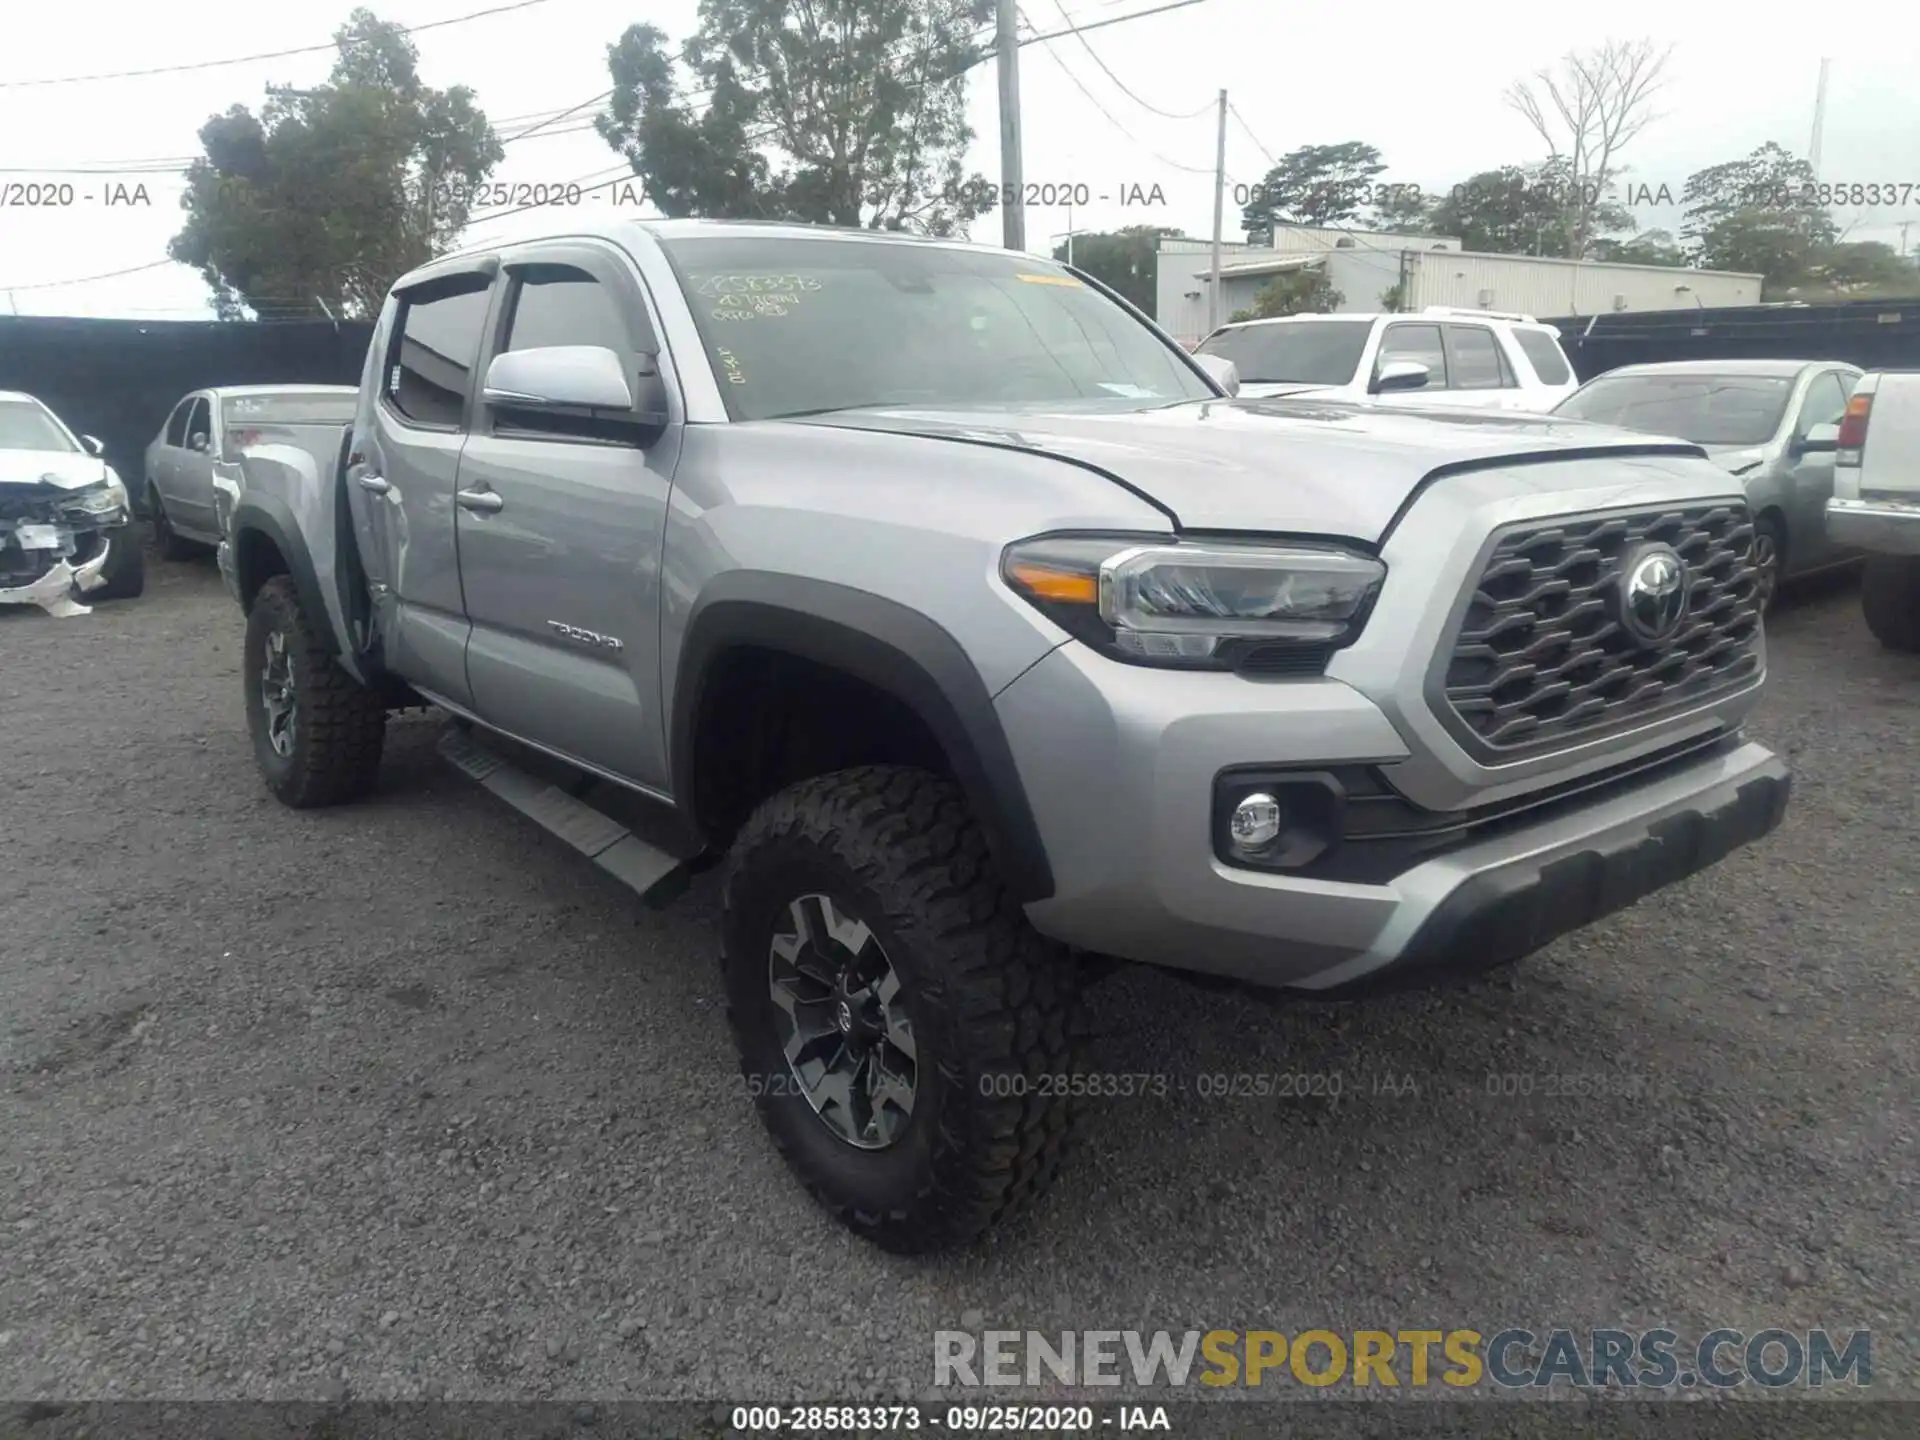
(3, 0), (1917, 319)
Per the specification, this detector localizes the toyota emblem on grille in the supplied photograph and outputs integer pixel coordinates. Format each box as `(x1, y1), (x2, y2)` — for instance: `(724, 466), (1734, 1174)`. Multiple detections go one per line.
(1619, 544), (1691, 646)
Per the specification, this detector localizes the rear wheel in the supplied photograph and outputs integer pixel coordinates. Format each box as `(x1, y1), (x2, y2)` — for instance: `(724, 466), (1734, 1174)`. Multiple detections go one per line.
(1860, 554), (1920, 653)
(721, 765), (1082, 1254)
(243, 575), (387, 807)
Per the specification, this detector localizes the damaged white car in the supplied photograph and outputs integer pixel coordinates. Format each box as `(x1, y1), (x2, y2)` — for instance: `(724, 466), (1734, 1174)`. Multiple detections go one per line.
(0, 391), (145, 616)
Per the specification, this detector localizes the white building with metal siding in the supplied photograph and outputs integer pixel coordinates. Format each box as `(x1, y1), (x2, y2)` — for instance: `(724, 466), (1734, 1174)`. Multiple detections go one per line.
(1155, 233), (1763, 348)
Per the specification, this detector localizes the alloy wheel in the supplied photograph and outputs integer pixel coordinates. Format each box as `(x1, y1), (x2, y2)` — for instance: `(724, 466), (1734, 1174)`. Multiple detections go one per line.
(767, 893), (917, 1150)
(259, 630), (297, 759)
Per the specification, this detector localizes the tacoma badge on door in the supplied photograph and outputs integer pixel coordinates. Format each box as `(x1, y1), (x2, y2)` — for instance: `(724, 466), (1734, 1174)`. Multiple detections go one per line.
(547, 620), (623, 651)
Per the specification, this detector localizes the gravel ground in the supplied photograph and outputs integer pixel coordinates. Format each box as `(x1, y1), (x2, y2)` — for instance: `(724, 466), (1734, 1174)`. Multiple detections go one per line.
(1, 547), (1915, 1405)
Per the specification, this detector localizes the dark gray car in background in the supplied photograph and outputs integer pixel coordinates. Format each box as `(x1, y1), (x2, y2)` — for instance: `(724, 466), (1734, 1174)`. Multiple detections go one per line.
(1552, 359), (1863, 611)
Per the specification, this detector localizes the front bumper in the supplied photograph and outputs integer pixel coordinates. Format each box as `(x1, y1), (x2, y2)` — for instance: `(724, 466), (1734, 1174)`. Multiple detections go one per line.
(1827, 496), (1920, 556)
(0, 526), (115, 616)
(996, 643), (1789, 992)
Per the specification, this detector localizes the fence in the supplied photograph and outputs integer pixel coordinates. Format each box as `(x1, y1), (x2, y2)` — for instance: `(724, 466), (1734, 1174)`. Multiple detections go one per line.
(0, 316), (375, 500)
(1544, 298), (1920, 382)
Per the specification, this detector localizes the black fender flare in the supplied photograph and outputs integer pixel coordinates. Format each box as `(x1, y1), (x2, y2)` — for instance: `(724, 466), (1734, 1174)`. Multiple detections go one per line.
(670, 574), (1056, 904)
(229, 493), (340, 654)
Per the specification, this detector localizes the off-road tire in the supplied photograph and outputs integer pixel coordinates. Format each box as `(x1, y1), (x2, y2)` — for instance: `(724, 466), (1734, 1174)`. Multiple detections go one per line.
(87, 528), (146, 601)
(244, 575), (387, 807)
(721, 765), (1082, 1254)
(147, 483), (196, 561)
(1860, 554), (1920, 653)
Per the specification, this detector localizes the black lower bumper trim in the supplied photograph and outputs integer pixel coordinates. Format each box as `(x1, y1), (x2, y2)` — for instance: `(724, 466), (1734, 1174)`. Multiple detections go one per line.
(1313, 767), (1792, 998)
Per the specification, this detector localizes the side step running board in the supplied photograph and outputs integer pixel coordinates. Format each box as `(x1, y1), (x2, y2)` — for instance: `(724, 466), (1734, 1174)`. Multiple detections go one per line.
(437, 724), (691, 908)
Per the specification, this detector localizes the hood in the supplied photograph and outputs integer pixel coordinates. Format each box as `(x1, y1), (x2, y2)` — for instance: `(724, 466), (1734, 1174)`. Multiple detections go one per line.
(787, 398), (1710, 542)
(1701, 443), (1767, 476)
(0, 449), (109, 490)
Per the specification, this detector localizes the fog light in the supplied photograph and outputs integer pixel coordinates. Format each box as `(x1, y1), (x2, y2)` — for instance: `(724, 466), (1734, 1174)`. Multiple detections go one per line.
(1229, 792), (1283, 850)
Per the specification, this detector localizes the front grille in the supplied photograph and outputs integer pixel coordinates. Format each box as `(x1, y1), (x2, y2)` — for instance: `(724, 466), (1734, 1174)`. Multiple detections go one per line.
(1436, 503), (1762, 756)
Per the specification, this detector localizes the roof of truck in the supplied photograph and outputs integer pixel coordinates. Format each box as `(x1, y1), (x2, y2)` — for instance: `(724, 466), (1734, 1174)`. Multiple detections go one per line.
(431, 215), (1031, 273)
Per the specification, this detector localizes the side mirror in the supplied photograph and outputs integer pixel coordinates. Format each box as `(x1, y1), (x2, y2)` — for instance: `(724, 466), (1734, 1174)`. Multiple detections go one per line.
(81, 434), (104, 456)
(1793, 420), (1840, 456)
(1370, 359), (1431, 394)
(485, 345), (636, 412)
(189, 432), (210, 452)
(1191, 352), (1240, 397)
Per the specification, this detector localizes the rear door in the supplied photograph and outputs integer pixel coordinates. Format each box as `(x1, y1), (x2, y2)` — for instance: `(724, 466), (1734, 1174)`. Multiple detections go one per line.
(1439, 323), (1523, 410)
(350, 267), (497, 708)
(452, 240), (684, 790)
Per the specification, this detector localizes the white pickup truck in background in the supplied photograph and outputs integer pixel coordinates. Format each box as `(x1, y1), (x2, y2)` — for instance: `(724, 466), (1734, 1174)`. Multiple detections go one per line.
(1827, 370), (1920, 652)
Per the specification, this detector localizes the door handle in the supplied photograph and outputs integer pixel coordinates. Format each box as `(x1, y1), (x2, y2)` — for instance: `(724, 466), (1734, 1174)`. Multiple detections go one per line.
(456, 488), (504, 514)
(356, 473), (391, 495)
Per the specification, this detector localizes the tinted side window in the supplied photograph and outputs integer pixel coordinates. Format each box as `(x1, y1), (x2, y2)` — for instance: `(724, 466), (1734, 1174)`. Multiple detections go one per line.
(1446, 326), (1509, 389)
(1514, 329), (1572, 385)
(502, 264), (640, 354)
(185, 398), (212, 444)
(387, 280), (492, 428)
(1794, 371), (1848, 434)
(164, 401), (190, 447)
(1378, 324), (1448, 387)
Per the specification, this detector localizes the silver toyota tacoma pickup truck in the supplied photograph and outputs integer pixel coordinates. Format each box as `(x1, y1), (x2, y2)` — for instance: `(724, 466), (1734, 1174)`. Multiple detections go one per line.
(220, 218), (1790, 1252)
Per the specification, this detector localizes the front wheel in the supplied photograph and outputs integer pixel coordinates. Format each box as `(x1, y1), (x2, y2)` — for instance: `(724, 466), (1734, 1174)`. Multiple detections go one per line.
(86, 528), (145, 601)
(1860, 554), (1920, 653)
(721, 766), (1083, 1254)
(1751, 514), (1786, 615)
(148, 483), (196, 561)
(243, 575), (387, 807)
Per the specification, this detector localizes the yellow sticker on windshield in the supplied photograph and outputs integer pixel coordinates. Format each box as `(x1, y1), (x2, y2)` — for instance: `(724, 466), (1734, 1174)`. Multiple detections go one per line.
(1016, 273), (1083, 286)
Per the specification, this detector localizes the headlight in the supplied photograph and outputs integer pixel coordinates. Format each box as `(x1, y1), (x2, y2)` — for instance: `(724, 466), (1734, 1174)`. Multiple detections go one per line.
(1000, 533), (1386, 670)
(54, 477), (128, 520)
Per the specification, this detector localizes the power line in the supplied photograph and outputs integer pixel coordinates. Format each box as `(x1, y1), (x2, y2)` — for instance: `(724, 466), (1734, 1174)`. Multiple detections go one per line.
(4, 259), (179, 291)
(1016, 7), (1214, 175)
(1227, 101), (1276, 167)
(0, 0), (561, 89)
(1040, 0), (1213, 120)
(503, 89), (613, 142)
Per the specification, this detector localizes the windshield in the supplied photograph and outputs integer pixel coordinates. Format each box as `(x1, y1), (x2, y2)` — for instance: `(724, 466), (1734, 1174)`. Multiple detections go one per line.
(658, 235), (1214, 421)
(1554, 374), (1794, 446)
(1195, 319), (1371, 385)
(0, 400), (79, 453)
(222, 392), (357, 425)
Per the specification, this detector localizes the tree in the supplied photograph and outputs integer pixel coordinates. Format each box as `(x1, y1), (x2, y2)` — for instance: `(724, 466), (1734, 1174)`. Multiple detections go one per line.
(1240, 141), (1386, 239)
(1052, 226), (1184, 315)
(597, 0), (992, 235)
(1808, 241), (1920, 295)
(1429, 159), (1634, 258)
(1369, 183), (1437, 236)
(1594, 228), (1685, 267)
(169, 9), (502, 320)
(1229, 268), (1343, 321)
(1505, 38), (1670, 259)
(1679, 143), (1837, 291)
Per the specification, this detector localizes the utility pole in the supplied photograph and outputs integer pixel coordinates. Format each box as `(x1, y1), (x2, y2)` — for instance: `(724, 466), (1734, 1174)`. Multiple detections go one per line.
(1066, 198), (1074, 267)
(1808, 58), (1831, 178)
(1207, 88), (1227, 336)
(995, 0), (1025, 252)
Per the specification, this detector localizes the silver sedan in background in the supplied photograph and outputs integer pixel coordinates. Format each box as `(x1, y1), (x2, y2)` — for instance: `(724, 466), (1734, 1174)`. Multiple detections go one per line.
(1551, 358), (1863, 611)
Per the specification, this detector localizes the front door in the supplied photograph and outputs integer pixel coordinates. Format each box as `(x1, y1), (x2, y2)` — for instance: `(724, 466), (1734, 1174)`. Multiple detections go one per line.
(1782, 369), (1850, 570)
(1368, 322), (1455, 409)
(452, 242), (683, 792)
(171, 395), (219, 537)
